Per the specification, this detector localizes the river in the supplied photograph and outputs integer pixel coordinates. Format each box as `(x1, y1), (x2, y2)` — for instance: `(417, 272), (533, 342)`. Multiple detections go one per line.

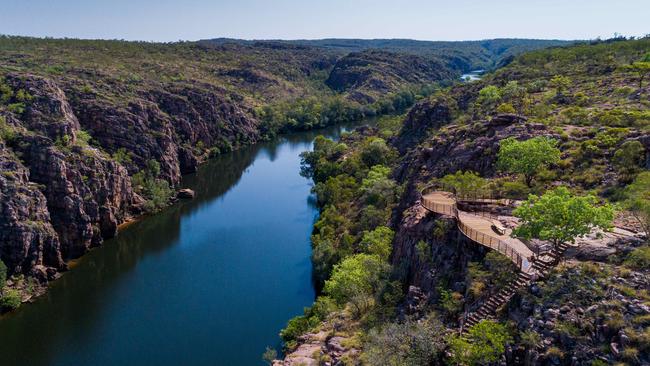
(0, 121), (370, 366)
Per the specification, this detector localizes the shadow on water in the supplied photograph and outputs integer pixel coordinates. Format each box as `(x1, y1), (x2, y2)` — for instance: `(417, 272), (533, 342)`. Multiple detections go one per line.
(0, 119), (374, 366)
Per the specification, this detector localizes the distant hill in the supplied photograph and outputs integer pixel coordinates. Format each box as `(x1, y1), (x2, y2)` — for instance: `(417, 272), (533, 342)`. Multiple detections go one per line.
(200, 38), (573, 71)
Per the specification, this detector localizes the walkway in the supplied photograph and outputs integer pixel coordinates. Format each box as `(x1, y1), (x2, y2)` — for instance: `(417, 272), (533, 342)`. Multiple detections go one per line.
(421, 190), (535, 273)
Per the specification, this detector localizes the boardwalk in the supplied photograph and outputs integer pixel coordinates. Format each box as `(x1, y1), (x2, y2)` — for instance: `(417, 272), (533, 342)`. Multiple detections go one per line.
(421, 190), (534, 273)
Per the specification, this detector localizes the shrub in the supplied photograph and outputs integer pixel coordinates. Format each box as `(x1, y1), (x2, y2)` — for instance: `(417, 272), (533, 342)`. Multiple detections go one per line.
(613, 140), (645, 176)
(261, 347), (277, 365)
(439, 287), (463, 318)
(0, 288), (21, 310)
(622, 172), (650, 237)
(439, 170), (487, 197)
(75, 130), (92, 146)
(0, 260), (6, 290)
(363, 316), (445, 366)
(447, 320), (512, 366)
(475, 85), (502, 114)
(496, 103), (516, 114)
(624, 246), (650, 270)
(131, 159), (173, 213)
(520, 330), (541, 349)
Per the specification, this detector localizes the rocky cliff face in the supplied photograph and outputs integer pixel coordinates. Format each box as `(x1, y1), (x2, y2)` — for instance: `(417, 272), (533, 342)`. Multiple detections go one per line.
(0, 72), (261, 288)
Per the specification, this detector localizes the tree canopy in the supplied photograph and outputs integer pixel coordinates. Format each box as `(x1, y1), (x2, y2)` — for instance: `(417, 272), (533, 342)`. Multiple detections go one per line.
(360, 226), (395, 261)
(512, 186), (614, 249)
(324, 253), (389, 306)
(439, 170), (488, 197)
(497, 136), (561, 187)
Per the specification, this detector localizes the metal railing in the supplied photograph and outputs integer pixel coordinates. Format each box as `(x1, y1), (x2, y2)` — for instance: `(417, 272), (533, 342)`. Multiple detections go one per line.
(420, 184), (526, 270)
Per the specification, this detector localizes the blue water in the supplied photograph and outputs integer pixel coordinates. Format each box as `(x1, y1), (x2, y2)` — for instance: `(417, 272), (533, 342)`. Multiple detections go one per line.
(0, 123), (362, 366)
(460, 69), (484, 82)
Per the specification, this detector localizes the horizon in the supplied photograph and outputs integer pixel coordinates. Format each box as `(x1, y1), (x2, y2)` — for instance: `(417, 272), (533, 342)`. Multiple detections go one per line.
(1, 0), (648, 42)
(0, 34), (582, 44)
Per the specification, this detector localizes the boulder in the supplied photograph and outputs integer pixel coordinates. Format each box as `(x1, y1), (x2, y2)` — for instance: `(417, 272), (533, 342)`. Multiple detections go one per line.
(177, 188), (195, 199)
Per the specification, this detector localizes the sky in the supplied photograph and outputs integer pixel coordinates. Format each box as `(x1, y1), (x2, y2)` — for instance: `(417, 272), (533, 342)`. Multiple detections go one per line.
(1, 0), (648, 42)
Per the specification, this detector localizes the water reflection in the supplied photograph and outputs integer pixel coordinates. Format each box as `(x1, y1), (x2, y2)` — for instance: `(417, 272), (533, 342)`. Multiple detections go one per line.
(0, 120), (373, 366)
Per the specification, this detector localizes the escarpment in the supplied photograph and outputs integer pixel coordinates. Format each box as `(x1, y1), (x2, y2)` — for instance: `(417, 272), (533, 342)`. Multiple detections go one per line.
(0, 72), (262, 286)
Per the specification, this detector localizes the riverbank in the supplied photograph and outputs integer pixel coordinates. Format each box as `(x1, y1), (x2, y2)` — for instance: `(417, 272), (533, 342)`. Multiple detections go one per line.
(0, 120), (376, 366)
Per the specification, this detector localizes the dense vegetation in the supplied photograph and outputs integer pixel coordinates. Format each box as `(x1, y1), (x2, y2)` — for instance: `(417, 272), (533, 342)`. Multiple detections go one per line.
(279, 36), (650, 365)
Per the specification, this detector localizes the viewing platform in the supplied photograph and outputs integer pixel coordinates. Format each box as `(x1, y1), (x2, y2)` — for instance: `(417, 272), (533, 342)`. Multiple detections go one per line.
(420, 189), (534, 273)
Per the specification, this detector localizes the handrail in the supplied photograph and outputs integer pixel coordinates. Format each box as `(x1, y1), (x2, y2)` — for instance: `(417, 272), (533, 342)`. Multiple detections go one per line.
(419, 184), (527, 271)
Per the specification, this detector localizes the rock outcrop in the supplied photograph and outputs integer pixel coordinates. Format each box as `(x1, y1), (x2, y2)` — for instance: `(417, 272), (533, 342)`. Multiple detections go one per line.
(0, 72), (262, 288)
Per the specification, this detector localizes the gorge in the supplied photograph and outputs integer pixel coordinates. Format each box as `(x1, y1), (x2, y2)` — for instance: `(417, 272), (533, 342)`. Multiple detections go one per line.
(0, 121), (369, 365)
(1, 33), (649, 366)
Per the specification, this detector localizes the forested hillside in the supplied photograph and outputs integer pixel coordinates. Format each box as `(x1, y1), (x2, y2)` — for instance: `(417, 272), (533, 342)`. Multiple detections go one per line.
(277, 36), (650, 365)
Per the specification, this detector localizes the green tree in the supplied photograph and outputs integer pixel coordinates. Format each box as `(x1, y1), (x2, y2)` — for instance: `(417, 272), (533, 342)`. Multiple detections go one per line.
(613, 140), (645, 177)
(550, 75), (571, 98)
(497, 137), (561, 187)
(324, 254), (389, 315)
(500, 81), (529, 114)
(622, 171), (650, 238)
(360, 137), (394, 168)
(625, 53), (650, 89)
(360, 226), (395, 261)
(439, 171), (487, 197)
(447, 320), (512, 366)
(512, 187), (614, 256)
(438, 287), (463, 319)
(360, 165), (399, 208)
(0, 288), (21, 311)
(475, 85), (502, 114)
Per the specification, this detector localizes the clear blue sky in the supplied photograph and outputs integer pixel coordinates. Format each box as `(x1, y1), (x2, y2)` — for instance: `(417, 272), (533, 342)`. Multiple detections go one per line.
(1, 0), (648, 42)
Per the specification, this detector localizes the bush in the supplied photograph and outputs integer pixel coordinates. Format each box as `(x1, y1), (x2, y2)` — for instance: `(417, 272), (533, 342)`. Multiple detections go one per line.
(261, 347), (277, 365)
(279, 314), (316, 344)
(613, 140), (645, 176)
(363, 316), (445, 366)
(623, 172), (650, 237)
(447, 320), (512, 366)
(496, 103), (516, 114)
(438, 170), (487, 197)
(439, 287), (463, 319)
(0, 288), (21, 310)
(0, 260), (6, 290)
(131, 159), (173, 213)
(624, 246), (650, 270)
(475, 85), (502, 114)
